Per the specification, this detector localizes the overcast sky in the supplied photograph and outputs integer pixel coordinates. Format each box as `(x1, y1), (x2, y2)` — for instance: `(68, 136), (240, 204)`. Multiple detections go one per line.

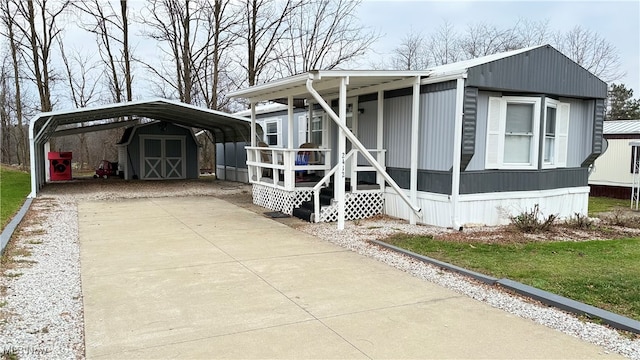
(356, 0), (640, 95)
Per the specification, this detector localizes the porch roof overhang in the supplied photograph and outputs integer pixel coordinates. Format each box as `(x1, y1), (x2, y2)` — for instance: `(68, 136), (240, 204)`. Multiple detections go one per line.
(228, 70), (432, 103)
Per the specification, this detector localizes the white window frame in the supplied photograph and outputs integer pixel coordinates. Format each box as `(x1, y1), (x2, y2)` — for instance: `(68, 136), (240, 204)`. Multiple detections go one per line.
(485, 96), (541, 170)
(309, 113), (329, 148)
(542, 98), (570, 169)
(260, 117), (281, 147)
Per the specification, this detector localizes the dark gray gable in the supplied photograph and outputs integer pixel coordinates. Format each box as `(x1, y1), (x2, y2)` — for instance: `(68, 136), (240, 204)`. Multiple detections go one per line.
(465, 45), (607, 99)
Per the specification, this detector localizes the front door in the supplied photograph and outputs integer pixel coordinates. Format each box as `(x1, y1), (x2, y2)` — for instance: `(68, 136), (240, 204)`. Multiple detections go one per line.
(141, 136), (185, 179)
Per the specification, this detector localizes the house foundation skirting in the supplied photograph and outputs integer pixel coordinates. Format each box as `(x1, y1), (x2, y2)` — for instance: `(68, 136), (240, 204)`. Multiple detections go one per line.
(319, 192), (384, 222)
(252, 184), (313, 215)
(385, 186), (590, 228)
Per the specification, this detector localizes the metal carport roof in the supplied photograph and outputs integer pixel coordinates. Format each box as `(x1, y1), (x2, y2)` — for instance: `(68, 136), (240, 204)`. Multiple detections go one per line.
(29, 98), (259, 197)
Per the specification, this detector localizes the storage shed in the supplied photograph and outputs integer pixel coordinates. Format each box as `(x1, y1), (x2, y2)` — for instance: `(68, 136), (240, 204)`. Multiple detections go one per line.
(117, 121), (199, 180)
(229, 44), (608, 229)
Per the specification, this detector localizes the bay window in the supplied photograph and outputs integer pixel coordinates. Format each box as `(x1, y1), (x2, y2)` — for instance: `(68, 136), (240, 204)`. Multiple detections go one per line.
(485, 96), (570, 170)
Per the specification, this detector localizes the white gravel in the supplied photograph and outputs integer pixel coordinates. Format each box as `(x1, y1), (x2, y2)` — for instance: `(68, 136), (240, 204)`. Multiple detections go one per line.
(1, 179), (639, 359)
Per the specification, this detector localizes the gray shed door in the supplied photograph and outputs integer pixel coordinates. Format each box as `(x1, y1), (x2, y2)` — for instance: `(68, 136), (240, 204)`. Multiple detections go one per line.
(141, 136), (186, 179)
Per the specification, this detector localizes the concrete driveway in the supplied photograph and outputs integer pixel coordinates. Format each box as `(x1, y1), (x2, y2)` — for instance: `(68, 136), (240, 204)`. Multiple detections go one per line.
(78, 196), (620, 359)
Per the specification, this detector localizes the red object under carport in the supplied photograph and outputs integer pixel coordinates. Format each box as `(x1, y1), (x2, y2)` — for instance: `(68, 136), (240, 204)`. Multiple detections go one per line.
(48, 151), (73, 181)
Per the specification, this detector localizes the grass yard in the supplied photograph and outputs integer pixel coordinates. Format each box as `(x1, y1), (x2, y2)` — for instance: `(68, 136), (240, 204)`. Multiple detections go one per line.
(589, 196), (630, 216)
(383, 234), (640, 322)
(1, 165), (31, 229)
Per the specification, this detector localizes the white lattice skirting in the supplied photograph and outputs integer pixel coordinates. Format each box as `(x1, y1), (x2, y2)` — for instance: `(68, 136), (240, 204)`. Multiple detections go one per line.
(319, 192), (384, 222)
(252, 184), (313, 215)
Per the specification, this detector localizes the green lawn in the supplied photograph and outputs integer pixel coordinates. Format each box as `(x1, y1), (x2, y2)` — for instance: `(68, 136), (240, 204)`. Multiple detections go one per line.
(384, 234), (640, 321)
(589, 196), (629, 216)
(1, 165), (31, 229)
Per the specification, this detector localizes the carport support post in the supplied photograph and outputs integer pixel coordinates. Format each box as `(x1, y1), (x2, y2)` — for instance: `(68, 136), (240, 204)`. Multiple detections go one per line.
(376, 90), (385, 191)
(450, 77), (465, 230)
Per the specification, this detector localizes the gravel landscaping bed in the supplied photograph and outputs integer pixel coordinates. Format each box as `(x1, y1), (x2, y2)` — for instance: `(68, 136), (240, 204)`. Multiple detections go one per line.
(1, 179), (639, 359)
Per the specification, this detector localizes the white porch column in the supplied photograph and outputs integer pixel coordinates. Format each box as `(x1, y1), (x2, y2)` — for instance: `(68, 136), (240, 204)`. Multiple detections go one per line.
(450, 77), (465, 230)
(377, 90), (385, 191)
(409, 77), (420, 225)
(287, 95), (294, 148)
(337, 77), (348, 230)
(250, 102), (257, 147)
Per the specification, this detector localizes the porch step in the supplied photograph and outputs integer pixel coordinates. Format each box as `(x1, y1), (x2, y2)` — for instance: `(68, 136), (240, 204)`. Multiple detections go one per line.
(292, 207), (314, 222)
(291, 180), (380, 223)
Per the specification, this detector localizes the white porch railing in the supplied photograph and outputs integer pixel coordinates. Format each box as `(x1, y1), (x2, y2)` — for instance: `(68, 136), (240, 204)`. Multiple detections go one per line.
(312, 148), (385, 222)
(246, 146), (332, 191)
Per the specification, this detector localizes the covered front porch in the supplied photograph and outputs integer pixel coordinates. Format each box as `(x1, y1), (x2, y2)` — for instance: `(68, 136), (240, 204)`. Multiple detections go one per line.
(229, 71), (428, 229)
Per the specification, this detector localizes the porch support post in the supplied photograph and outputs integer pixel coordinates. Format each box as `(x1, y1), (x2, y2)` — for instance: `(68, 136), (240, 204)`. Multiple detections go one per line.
(337, 77), (348, 230)
(249, 102), (257, 184)
(451, 77), (465, 230)
(377, 90), (385, 191)
(287, 96), (294, 148)
(409, 77), (420, 225)
(285, 95), (295, 190)
(250, 102), (257, 147)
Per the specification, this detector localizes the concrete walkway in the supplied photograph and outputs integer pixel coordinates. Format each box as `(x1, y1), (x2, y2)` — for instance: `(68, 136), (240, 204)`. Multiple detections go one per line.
(78, 196), (620, 359)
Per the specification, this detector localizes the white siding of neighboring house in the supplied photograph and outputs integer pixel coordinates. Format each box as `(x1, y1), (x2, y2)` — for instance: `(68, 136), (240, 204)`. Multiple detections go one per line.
(589, 138), (636, 187)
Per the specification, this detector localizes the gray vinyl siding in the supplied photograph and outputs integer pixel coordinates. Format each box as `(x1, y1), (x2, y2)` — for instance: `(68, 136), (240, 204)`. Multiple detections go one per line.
(419, 89), (457, 171)
(563, 98), (595, 167)
(460, 168), (588, 194)
(466, 45), (607, 99)
(356, 100), (378, 165)
(383, 95), (412, 168)
(461, 87), (478, 170)
(255, 108), (307, 148)
(465, 91), (501, 171)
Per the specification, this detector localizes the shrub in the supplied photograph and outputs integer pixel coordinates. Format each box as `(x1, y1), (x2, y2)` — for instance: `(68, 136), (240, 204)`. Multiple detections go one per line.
(565, 212), (593, 229)
(509, 204), (557, 233)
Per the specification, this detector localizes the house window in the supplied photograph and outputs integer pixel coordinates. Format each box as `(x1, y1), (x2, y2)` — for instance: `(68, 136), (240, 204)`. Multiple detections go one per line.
(486, 96), (541, 169)
(263, 119), (281, 146)
(486, 96), (570, 170)
(542, 98), (570, 169)
(504, 102), (536, 164)
(543, 105), (557, 164)
(310, 114), (325, 146)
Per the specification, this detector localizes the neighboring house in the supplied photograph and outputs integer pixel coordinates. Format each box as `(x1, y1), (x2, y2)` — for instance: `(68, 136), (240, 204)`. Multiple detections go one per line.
(117, 121), (200, 180)
(229, 44), (607, 229)
(589, 120), (640, 199)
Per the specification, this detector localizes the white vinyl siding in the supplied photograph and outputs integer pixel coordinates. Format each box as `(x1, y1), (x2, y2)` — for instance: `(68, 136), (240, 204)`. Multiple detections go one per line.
(485, 96), (541, 170)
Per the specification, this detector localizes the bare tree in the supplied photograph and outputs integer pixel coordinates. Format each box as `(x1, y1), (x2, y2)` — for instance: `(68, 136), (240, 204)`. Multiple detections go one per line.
(11, 0), (71, 112)
(241, 0), (302, 86)
(459, 22), (520, 58)
(140, 0), (217, 103)
(192, 0), (242, 110)
(0, 1), (28, 168)
(428, 20), (462, 65)
(73, 0), (133, 103)
(389, 28), (430, 70)
(553, 25), (624, 83)
(276, 0), (378, 75)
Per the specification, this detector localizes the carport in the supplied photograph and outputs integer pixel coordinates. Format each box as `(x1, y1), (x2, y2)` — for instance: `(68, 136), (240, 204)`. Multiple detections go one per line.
(28, 98), (260, 197)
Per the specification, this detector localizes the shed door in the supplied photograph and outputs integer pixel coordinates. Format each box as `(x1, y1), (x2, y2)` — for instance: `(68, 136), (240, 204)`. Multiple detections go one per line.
(141, 136), (186, 179)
